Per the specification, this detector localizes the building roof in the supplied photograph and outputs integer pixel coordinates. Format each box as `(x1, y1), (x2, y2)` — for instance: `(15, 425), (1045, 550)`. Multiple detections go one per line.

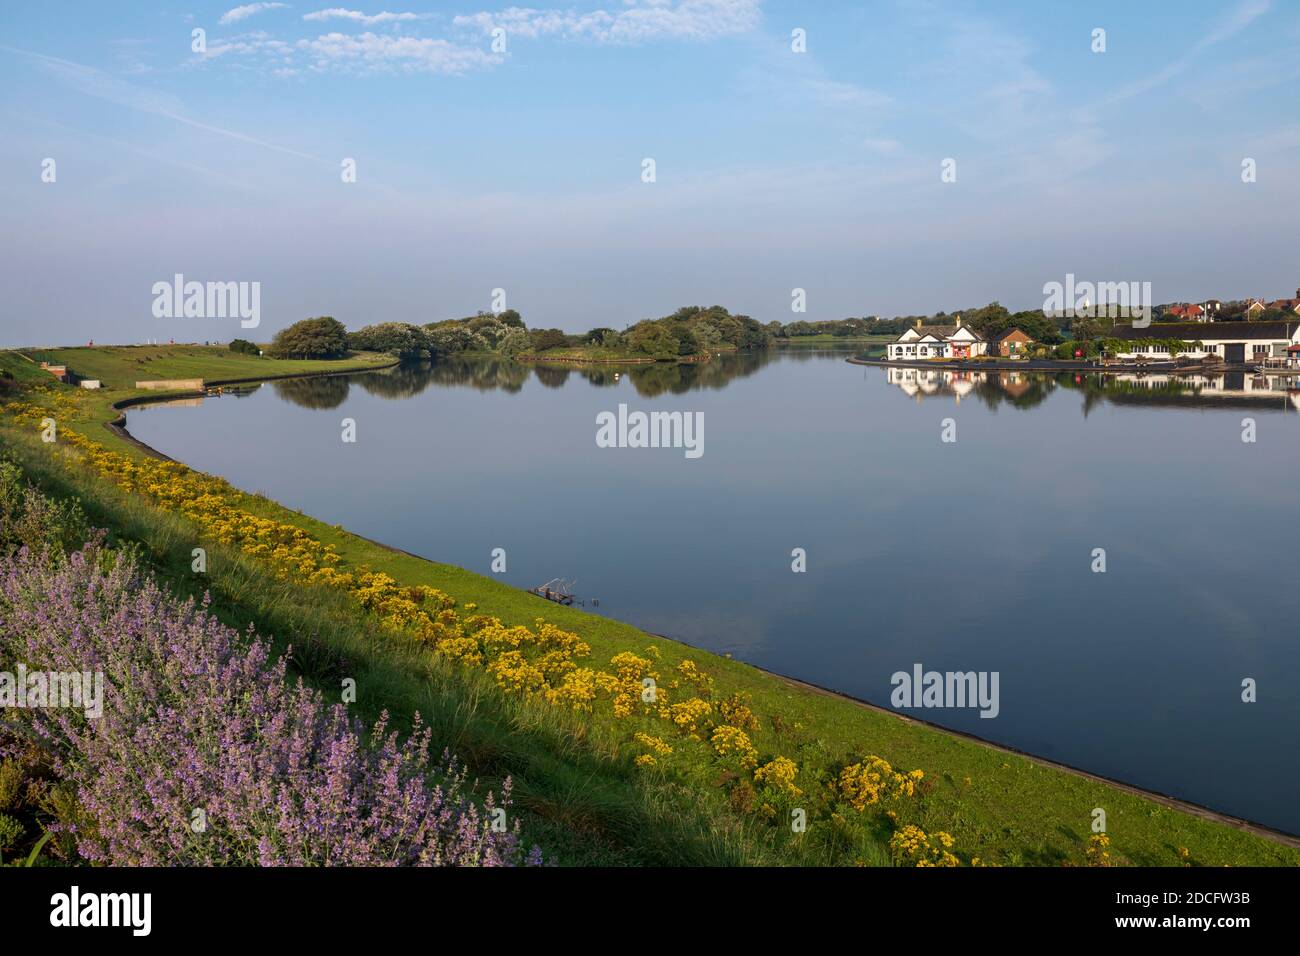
(1110, 320), (1297, 341)
(892, 323), (983, 343)
(992, 328), (1033, 343)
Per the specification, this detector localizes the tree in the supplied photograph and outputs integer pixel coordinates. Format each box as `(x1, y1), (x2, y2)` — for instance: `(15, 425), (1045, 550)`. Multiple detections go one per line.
(346, 322), (431, 358)
(267, 317), (348, 359)
(1071, 316), (1102, 343)
(627, 320), (679, 360)
(498, 326), (531, 357)
(228, 338), (259, 355)
(529, 328), (568, 352)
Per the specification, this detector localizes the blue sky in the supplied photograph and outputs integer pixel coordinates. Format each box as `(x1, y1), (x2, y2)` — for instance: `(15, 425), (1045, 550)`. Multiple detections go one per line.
(3, 0), (1300, 345)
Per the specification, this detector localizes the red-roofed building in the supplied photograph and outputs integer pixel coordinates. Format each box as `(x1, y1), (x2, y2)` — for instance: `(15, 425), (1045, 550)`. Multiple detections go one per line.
(1164, 303), (1205, 321)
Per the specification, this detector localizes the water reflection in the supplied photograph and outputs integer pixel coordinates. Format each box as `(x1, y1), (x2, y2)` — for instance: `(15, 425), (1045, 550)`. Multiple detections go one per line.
(271, 374), (351, 409)
(883, 366), (1300, 413)
(267, 350), (807, 409)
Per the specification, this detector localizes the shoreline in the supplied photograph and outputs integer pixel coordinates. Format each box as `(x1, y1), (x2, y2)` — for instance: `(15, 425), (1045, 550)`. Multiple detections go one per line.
(100, 356), (1300, 851)
(848, 356), (1273, 374)
(102, 359), (400, 457)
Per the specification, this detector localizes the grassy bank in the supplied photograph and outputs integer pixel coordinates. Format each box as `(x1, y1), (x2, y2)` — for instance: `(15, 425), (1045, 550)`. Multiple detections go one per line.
(1, 347), (1295, 867)
(776, 334), (895, 347)
(7, 346), (393, 457)
(517, 345), (711, 364)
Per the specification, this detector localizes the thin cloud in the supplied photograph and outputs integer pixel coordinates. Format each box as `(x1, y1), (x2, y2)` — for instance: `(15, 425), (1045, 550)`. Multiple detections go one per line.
(302, 8), (428, 25)
(0, 44), (329, 164)
(1107, 0), (1272, 103)
(453, 0), (762, 44)
(220, 3), (290, 25)
(296, 32), (501, 73)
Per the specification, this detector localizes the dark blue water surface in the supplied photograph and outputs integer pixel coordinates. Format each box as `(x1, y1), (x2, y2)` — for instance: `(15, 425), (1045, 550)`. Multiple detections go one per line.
(126, 351), (1300, 834)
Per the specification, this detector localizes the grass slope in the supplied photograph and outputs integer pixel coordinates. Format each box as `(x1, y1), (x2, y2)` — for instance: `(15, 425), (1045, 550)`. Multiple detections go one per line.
(1, 347), (1295, 867)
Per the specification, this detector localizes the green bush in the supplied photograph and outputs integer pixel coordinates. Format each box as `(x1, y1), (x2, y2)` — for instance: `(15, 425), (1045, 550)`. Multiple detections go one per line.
(0, 814), (22, 853)
(0, 461), (93, 557)
(267, 317), (349, 360)
(529, 328), (569, 352)
(228, 338), (260, 355)
(346, 322), (431, 359)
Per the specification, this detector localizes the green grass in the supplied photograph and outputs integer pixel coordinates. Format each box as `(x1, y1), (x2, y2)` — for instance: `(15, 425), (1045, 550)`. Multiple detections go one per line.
(4, 346), (393, 457)
(776, 334), (896, 346)
(18, 345), (393, 392)
(2, 348), (1297, 867)
(521, 345), (660, 363)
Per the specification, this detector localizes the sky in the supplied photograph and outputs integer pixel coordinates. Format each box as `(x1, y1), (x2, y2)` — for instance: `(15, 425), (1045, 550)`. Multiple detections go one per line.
(3, 0), (1300, 346)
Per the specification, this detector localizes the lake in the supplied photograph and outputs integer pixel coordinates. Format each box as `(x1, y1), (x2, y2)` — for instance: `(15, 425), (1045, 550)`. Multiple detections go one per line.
(126, 350), (1300, 834)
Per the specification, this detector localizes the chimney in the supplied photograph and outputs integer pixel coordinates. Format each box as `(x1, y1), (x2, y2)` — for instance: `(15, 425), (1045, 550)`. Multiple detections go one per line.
(914, 318), (922, 329)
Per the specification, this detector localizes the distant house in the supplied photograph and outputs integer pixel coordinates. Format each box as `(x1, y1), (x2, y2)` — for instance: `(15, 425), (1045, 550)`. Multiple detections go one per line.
(992, 328), (1034, 358)
(887, 318), (987, 361)
(1266, 292), (1300, 315)
(1107, 320), (1300, 364)
(1245, 299), (1268, 317)
(1202, 299), (1222, 316)
(1164, 303), (1206, 321)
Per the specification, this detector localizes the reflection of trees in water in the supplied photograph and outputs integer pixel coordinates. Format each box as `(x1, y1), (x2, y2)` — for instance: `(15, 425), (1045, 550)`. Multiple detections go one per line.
(622, 350), (777, 397)
(970, 374), (1055, 410)
(272, 375), (350, 409)
(353, 362), (441, 400)
(533, 365), (572, 389)
(353, 357), (531, 396)
(580, 368), (621, 387)
(271, 349), (853, 407)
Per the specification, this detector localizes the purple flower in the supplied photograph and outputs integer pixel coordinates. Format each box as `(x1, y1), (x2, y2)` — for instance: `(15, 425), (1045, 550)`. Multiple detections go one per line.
(0, 543), (537, 867)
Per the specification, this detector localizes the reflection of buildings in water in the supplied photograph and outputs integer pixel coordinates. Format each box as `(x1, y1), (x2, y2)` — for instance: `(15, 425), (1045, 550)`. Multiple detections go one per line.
(997, 372), (1033, 398)
(884, 366), (1300, 411)
(1111, 372), (1300, 411)
(885, 367), (986, 402)
(138, 396), (206, 409)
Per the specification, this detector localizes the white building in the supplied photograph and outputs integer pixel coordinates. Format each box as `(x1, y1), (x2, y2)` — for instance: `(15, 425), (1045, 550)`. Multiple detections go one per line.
(1107, 320), (1300, 364)
(887, 320), (988, 361)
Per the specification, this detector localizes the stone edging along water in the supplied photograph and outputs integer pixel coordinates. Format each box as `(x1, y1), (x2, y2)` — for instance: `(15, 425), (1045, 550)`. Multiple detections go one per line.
(847, 356), (1264, 373)
(102, 360), (400, 458)
(98, 356), (1300, 850)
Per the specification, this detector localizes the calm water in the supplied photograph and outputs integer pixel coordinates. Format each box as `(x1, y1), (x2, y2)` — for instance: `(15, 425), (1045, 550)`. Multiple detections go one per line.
(127, 351), (1300, 833)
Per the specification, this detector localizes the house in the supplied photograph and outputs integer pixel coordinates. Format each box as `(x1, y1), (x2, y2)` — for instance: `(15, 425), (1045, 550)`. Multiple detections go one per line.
(992, 328), (1034, 358)
(1164, 303), (1205, 321)
(1245, 299), (1268, 317)
(1202, 299), (1222, 317)
(887, 318), (988, 361)
(1265, 294), (1300, 315)
(1106, 320), (1300, 364)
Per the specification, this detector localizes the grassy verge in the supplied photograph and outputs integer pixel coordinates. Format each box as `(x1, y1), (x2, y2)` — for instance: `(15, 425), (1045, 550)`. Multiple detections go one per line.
(2, 347), (1296, 867)
(6, 346), (393, 457)
(517, 346), (661, 364)
(776, 334), (896, 347)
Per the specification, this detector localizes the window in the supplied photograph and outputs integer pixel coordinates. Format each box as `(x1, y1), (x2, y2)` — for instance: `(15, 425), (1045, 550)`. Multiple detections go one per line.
(1253, 344), (1270, 355)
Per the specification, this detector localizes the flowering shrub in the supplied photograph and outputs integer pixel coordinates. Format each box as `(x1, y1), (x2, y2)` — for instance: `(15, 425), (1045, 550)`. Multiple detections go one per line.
(753, 756), (802, 797)
(711, 725), (758, 768)
(837, 756), (924, 811)
(889, 825), (960, 867)
(1085, 833), (1113, 867)
(0, 542), (535, 866)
